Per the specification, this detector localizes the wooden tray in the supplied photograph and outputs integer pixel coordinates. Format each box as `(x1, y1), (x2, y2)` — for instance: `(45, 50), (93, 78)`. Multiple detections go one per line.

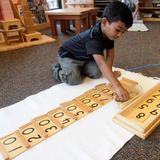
(113, 114), (160, 139)
(113, 83), (160, 139)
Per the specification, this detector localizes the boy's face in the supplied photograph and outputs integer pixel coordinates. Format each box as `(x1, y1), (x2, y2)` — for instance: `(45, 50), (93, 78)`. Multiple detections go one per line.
(101, 18), (128, 40)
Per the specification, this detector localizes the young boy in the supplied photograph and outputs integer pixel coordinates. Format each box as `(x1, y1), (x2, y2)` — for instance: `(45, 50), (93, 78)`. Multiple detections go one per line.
(51, 1), (133, 102)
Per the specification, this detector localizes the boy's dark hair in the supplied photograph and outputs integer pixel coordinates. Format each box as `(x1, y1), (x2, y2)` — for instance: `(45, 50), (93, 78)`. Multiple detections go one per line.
(102, 1), (133, 28)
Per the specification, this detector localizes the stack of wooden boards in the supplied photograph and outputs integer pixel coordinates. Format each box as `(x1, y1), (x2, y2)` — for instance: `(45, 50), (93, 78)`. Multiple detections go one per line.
(0, 77), (159, 160)
(113, 82), (160, 139)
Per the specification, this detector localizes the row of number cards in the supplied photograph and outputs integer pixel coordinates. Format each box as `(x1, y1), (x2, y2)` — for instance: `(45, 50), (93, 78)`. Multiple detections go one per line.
(0, 83), (116, 160)
(0, 78), (141, 160)
(113, 83), (160, 139)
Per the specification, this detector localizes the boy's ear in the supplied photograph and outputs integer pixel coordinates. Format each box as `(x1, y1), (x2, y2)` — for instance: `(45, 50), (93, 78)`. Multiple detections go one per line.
(101, 17), (109, 25)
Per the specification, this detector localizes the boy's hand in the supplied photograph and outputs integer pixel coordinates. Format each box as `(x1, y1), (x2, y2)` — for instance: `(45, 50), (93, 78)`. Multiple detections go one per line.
(115, 86), (130, 102)
(113, 71), (121, 78)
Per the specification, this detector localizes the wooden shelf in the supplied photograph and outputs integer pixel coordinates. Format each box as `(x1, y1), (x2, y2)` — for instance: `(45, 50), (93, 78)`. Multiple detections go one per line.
(139, 0), (160, 22)
(64, 0), (94, 8)
(139, 7), (160, 10)
(66, 3), (93, 5)
(95, 0), (112, 2)
(142, 17), (160, 22)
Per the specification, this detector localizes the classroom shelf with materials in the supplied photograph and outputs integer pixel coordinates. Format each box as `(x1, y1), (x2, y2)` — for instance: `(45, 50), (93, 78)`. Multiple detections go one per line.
(94, 0), (114, 17)
(61, 0), (94, 8)
(0, 0), (56, 52)
(139, 0), (160, 22)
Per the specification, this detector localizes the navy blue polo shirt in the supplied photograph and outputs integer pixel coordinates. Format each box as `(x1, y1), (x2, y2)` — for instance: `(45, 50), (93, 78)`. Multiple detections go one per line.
(58, 22), (114, 61)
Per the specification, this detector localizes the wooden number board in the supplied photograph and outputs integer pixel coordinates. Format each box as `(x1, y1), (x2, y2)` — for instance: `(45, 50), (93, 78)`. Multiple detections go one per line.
(74, 93), (102, 111)
(85, 88), (113, 105)
(95, 78), (142, 109)
(19, 122), (45, 148)
(48, 107), (76, 128)
(0, 131), (29, 160)
(117, 78), (142, 108)
(0, 77), (147, 160)
(120, 78), (141, 99)
(32, 114), (62, 138)
(95, 83), (116, 97)
(60, 100), (90, 120)
(113, 83), (160, 139)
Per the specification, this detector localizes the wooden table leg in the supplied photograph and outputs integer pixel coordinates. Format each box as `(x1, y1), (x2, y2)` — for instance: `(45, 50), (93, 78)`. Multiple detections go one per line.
(48, 16), (57, 37)
(61, 20), (70, 32)
(91, 13), (97, 26)
(75, 18), (81, 34)
(83, 17), (89, 31)
(88, 16), (91, 28)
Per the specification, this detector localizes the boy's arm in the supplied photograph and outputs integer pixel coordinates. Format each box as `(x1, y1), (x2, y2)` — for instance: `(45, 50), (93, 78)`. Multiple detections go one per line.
(106, 48), (121, 78)
(93, 54), (129, 102)
(106, 48), (114, 69)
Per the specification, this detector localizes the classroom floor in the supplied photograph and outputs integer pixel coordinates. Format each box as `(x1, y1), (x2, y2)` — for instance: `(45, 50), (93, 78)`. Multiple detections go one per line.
(0, 22), (160, 160)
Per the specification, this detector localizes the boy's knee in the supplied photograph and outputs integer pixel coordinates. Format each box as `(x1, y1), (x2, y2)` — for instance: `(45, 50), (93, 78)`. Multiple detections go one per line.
(67, 76), (83, 85)
(89, 69), (102, 79)
(83, 61), (102, 79)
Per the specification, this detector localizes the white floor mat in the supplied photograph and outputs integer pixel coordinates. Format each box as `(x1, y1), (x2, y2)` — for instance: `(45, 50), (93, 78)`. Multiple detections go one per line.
(128, 20), (149, 31)
(0, 68), (159, 160)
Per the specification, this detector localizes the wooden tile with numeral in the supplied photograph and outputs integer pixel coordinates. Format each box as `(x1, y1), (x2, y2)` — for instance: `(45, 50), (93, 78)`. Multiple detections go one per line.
(48, 107), (76, 128)
(60, 100), (89, 120)
(74, 93), (102, 111)
(120, 77), (138, 88)
(32, 114), (62, 138)
(85, 88), (113, 105)
(113, 83), (160, 139)
(117, 78), (142, 109)
(0, 131), (29, 160)
(95, 78), (142, 109)
(95, 83), (115, 97)
(19, 122), (45, 148)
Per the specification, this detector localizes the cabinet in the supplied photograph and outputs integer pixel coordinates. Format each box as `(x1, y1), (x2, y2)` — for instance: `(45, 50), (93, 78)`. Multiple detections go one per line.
(139, 0), (160, 22)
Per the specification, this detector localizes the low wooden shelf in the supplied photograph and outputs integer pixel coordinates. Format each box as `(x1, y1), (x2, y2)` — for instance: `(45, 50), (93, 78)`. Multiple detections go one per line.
(139, 0), (160, 22)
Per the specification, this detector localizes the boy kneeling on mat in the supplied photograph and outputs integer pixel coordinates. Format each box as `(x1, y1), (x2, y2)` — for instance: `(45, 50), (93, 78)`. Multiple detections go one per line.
(51, 1), (133, 102)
